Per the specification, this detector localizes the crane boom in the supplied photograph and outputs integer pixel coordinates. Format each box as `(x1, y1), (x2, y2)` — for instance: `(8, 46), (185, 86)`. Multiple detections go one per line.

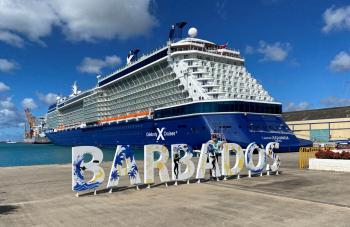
(24, 108), (35, 129)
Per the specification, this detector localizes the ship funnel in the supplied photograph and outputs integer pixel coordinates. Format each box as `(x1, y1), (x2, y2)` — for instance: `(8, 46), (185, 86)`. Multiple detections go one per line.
(72, 81), (78, 96)
(127, 49), (140, 64)
(169, 21), (187, 41)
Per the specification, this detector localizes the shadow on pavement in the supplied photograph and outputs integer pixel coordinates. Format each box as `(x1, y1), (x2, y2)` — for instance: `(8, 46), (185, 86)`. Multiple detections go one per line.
(0, 205), (19, 215)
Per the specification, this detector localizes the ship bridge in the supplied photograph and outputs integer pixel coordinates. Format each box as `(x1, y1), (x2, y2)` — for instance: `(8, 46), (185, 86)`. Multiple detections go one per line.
(171, 37), (242, 59)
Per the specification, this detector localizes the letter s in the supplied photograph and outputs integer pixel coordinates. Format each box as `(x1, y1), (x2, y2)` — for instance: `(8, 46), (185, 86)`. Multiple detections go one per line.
(265, 142), (281, 172)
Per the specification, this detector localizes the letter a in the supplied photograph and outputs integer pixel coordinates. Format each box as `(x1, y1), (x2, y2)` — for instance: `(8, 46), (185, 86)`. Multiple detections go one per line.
(107, 145), (141, 189)
(196, 143), (221, 179)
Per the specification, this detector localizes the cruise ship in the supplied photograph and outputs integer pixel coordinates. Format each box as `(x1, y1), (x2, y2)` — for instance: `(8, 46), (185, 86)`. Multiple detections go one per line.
(45, 23), (311, 151)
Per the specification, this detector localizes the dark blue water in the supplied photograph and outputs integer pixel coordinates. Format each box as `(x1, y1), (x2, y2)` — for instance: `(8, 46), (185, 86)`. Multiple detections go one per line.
(0, 143), (144, 167)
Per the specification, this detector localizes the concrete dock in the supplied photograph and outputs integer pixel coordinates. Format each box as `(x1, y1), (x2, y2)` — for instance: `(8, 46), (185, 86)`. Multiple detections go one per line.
(1, 152), (350, 226)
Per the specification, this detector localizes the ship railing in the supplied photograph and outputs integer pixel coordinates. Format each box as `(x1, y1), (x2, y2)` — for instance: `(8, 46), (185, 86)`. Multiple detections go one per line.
(172, 45), (240, 53)
(98, 44), (168, 82)
(172, 45), (241, 58)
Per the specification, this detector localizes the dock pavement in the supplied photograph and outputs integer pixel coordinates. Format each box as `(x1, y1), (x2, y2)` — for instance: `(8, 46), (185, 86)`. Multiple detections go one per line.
(1, 152), (350, 226)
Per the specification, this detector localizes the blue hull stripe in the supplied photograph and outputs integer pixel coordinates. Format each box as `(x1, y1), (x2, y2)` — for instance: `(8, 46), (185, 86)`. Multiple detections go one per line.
(46, 113), (312, 151)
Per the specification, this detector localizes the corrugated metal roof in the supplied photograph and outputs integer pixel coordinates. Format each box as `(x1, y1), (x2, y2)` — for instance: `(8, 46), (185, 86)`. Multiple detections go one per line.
(282, 106), (350, 121)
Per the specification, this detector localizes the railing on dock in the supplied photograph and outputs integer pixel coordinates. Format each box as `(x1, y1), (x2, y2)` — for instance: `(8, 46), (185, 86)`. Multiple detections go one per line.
(298, 145), (337, 168)
(299, 147), (319, 169)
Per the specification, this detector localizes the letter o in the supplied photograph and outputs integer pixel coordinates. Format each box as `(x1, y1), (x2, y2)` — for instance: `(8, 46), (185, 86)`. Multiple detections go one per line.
(245, 142), (266, 173)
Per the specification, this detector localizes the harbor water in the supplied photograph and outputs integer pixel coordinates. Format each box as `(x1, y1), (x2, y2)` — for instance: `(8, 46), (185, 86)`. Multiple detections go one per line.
(0, 143), (144, 167)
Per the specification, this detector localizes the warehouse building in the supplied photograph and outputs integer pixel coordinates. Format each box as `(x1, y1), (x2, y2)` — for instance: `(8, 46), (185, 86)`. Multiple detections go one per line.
(283, 106), (350, 142)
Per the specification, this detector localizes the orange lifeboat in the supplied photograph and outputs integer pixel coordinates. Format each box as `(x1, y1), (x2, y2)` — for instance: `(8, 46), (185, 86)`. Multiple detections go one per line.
(98, 110), (150, 124)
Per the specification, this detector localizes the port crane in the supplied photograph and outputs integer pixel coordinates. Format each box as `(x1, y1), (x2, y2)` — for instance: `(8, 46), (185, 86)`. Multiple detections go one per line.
(24, 108), (36, 138)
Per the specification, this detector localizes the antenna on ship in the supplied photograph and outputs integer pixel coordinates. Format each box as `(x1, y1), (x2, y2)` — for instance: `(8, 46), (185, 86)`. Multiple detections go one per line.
(168, 21), (187, 42)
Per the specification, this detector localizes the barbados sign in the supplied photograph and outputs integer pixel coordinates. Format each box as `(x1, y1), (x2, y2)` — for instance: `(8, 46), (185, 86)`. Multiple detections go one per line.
(72, 142), (281, 196)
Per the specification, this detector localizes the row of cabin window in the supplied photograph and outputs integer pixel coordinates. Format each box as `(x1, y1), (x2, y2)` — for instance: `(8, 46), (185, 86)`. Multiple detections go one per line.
(155, 101), (282, 118)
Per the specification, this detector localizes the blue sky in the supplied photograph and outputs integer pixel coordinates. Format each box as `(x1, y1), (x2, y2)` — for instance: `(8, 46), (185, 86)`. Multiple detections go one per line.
(1, 0), (350, 140)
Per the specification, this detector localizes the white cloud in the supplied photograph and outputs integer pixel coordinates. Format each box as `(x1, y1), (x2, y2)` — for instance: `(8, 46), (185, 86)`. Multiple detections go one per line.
(36, 92), (59, 105)
(0, 97), (24, 129)
(0, 58), (18, 73)
(289, 58), (301, 67)
(322, 5), (350, 33)
(329, 51), (350, 72)
(0, 97), (15, 109)
(216, 0), (227, 20)
(245, 45), (254, 54)
(0, 0), (157, 47)
(0, 31), (24, 48)
(22, 98), (37, 109)
(0, 82), (10, 92)
(0, 0), (59, 43)
(320, 96), (350, 107)
(52, 0), (157, 41)
(284, 102), (310, 112)
(257, 41), (291, 62)
(77, 55), (121, 74)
